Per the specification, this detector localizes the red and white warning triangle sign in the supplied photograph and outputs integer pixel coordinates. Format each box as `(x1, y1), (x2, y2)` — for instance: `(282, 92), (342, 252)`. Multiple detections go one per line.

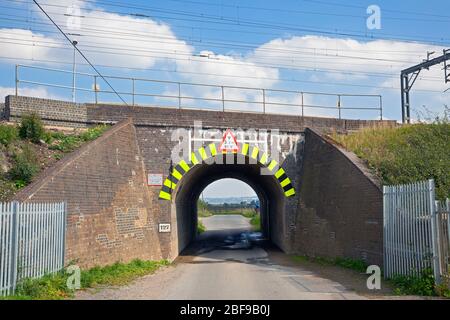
(219, 129), (239, 153)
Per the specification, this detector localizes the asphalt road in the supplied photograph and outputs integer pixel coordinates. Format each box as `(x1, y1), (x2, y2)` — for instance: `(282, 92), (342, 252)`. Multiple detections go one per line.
(76, 215), (367, 300)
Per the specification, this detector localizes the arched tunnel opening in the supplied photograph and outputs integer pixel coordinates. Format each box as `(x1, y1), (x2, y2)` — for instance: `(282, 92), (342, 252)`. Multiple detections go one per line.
(171, 153), (287, 255)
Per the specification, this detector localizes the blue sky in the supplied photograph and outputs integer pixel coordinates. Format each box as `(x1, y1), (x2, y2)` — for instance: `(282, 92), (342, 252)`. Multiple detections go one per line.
(0, 0), (449, 197)
(1, 0), (449, 121)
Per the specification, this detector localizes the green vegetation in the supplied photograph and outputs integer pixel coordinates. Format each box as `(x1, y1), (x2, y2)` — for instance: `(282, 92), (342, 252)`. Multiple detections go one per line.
(388, 269), (450, 298)
(331, 119), (450, 200)
(197, 219), (206, 234)
(47, 125), (109, 153)
(389, 269), (435, 296)
(2, 259), (169, 300)
(0, 124), (18, 146)
(250, 214), (261, 231)
(197, 199), (213, 217)
(292, 255), (368, 273)
(197, 200), (261, 230)
(19, 113), (45, 143)
(9, 145), (38, 184)
(0, 114), (109, 201)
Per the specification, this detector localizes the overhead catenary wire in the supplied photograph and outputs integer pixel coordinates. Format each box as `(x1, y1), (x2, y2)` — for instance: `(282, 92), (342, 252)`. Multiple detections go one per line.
(31, 0), (128, 105)
(0, 11), (441, 58)
(3, 36), (446, 86)
(6, 0), (450, 46)
(0, 1), (446, 96)
(0, 34), (446, 84)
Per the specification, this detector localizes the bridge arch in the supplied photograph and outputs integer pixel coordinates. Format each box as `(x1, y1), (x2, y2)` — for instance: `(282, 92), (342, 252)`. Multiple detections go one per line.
(159, 142), (296, 201)
(160, 142), (295, 254)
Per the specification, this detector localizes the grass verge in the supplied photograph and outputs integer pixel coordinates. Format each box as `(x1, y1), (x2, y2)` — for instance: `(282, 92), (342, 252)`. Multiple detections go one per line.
(197, 219), (206, 234)
(292, 255), (368, 273)
(330, 121), (449, 200)
(250, 214), (261, 231)
(1, 259), (169, 300)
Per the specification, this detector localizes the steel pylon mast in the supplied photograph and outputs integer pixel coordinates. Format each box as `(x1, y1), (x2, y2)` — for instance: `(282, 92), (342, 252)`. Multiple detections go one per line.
(400, 49), (450, 123)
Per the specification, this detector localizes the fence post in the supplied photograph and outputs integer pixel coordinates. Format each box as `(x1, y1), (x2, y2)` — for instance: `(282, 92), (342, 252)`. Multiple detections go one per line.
(301, 92), (304, 118)
(379, 95), (383, 120)
(447, 199), (450, 252)
(383, 185), (388, 278)
(262, 89), (266, 114)
(10, 201), (19, 294)
(94, 76), (98, 104)
(15, 65), (18, 97)
(61, 202), (67, 268)
(178, 83), (181, 109)
(337, 95), (341, 119)
(132, 78), (135, 106)
(221, 86), (225, 112)
(428, 179), (442, 284)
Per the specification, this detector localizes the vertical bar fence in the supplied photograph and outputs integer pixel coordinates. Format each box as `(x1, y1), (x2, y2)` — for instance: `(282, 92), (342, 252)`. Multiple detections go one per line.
(0, 201), (67, 296)
(383, 179), (450, 287)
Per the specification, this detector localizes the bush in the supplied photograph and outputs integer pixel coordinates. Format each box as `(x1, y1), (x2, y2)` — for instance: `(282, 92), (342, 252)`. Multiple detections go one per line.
(0, 125), (18, 146)
(19, 113), (45, 143)
(9, 145), (38, 184)
(390, 269), (436, 296)
(197, 220), (206, 234)
(80, 125), (109, 141)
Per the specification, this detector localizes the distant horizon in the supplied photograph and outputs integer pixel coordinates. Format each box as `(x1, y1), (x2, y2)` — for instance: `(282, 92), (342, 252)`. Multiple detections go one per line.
(200, 178), (257, 199)
(203, 195), (258, 200)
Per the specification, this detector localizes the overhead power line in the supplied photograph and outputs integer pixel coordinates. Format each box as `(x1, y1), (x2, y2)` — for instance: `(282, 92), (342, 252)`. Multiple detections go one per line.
(31, 0), (128, 105)
(0, 9), (440, 57)
(8, 0), (450, 46)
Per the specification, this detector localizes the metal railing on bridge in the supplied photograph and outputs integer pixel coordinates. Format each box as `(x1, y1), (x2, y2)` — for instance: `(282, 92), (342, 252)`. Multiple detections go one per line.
(0, 201), (67, 296)
(15, 64), (383, 120)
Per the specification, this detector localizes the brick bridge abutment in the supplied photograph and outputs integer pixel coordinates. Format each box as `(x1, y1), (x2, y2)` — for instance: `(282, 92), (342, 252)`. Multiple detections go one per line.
(6, 95), (393, 267)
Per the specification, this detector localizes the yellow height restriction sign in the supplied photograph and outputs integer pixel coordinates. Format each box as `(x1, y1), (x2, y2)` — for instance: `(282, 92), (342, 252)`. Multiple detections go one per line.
(219, 129), (240, 153)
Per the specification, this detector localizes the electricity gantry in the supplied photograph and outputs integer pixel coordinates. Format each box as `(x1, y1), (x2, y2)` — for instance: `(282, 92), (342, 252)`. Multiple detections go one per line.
(401, 49), (450, 123)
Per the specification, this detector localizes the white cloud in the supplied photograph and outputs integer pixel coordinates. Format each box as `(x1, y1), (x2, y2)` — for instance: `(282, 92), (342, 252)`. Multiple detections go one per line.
(0, 86), (63, 101)
(0, 28), (62, 62)
(1, 2), (448, 120)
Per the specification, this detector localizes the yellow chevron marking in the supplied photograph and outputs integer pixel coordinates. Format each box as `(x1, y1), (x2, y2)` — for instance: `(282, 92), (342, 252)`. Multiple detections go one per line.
(275, 168), (285, 179)
(241, 143), (249, 156)
(159, 191), (171, 200)
(199, 147), (207, 160)
(285, 188), (295, 197)
(268, 160), (278, 171)
(191, 152), (199, 165)
(280, 177), (291, 188)
(179, 160), (190, 173)
(209, 143), (217, 156)
(172, 168), (183, 180)
(251, 146), (259, 159)
(164, 179), (176, 189)
(259, 153), (268, 165)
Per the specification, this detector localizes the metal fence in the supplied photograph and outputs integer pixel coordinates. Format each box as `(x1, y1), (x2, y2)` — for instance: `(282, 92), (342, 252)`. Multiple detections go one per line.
(383, 179), (450, 286)
(15, 64), (383, 119)
(0, 202), (67, 296)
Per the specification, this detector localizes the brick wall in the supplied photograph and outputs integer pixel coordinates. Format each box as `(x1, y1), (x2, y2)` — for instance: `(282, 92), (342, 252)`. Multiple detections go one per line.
(0, 102), (5, 120)
(6, 95), (89, 128)
(14, 118), (165, 268)
(5, 95), (396, 132)
(291, 128), (383, 266)
(5, 95), (389, 267)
